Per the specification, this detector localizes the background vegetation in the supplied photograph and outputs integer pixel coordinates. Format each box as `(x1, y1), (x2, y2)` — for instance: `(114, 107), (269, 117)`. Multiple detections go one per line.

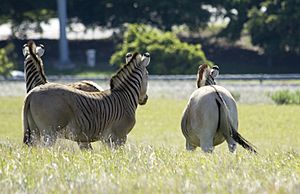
(0, 96), (299, 193)
(3, 0), (300, 56)
(271, 90), (300, 105)
(1, 0), (300, 75)
(0, 44), (15, 78)
(110, 24), (212, 74)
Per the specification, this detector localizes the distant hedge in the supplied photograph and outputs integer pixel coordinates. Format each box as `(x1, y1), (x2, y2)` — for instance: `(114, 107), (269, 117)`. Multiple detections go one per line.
(270, 90), (300, 105)
(110, 24), (212, 74)
(0, 44), (14, 78)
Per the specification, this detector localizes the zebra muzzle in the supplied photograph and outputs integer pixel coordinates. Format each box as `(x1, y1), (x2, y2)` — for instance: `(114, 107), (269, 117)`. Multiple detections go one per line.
(139, 95), (148, 105)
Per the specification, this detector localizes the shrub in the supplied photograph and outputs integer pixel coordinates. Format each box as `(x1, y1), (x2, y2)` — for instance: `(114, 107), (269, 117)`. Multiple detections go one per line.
(110, 24), (212, 74)
(270, 90), (300, 105)
(294, 91), (300, 104)
(230, 91), (241, 102)
(0, 44), (15, 78)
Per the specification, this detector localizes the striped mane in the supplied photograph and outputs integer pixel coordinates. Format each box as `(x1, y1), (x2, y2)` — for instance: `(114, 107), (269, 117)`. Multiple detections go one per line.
(110, 52), (141, 89)
(27, 40), (47, 82)
(197, 64), (210, 88)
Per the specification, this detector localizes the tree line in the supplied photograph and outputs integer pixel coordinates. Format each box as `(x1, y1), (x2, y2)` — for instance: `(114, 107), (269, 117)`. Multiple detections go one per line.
(0, 0), (299, 56)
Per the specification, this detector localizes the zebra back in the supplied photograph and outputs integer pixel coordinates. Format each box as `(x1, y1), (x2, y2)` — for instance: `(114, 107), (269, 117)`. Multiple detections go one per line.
(67, 80), (104, 92)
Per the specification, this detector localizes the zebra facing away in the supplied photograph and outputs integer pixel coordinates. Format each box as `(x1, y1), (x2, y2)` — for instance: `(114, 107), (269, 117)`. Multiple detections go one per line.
(23, 52), (150, 149)
(22, 40), (103, 93)
(181, 64), (257, 153)
(22, 41), (47, 93)
(196, 64), (219, 87)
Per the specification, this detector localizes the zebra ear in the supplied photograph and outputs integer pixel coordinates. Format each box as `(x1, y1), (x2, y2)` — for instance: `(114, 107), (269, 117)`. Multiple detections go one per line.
(22, 44), (29, 57)
(141, 52), (150, 66)
(210, 65), (219, 78)
(36, 44), (45, 57)
(197, 64), (209, 88)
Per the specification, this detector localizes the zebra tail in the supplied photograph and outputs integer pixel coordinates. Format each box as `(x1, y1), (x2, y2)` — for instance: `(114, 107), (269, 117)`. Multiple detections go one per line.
(22, 94), (32, 145)
(231, 129), (257, 154)
(215, 93), (257, 154)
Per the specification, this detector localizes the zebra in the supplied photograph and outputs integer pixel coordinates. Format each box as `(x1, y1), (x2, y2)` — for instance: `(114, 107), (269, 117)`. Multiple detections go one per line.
(196, 64), (219, 88)
(22, 41), (47, 93)
(181, 64), (257, 153)
(23, 52), (150, 149)
(22, 40), (103, 93)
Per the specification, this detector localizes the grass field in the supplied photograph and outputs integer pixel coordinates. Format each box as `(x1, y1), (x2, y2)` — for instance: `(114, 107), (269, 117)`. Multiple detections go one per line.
(0, 97), (299, 193)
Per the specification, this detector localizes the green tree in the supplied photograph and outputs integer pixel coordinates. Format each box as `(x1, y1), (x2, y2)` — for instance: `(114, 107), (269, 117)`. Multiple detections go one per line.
(247, 0), (300, 55)
(68, 0), (212, 30)
(210, 0), (300, 55)
(0, 0), (55, 38)
(0, 44), (15, 78)
(209, 0), (261, 40)
(110, 24), (212, 74)
(0, 0), (212, 36)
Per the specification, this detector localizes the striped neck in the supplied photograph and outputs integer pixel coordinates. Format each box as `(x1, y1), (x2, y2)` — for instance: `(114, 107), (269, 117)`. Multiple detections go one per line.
(197, 64), (215, 88)
(110, 53), (143, 108)
(24, 55), (47, 92)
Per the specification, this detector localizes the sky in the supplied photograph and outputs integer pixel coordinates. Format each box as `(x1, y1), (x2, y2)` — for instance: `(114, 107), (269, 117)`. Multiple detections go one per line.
(0, 18), (113, 40)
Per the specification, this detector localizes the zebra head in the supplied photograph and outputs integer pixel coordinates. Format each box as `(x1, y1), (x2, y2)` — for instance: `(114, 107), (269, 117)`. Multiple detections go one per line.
(138, 52), (150, 105)
(197, 64), (219, 88)
(22, 41), (45, 58)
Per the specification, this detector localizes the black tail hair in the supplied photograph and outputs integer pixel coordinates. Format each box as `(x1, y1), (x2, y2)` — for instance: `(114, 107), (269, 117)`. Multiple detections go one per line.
(212, 85), (258, 154)
(231, 129), (257, 154)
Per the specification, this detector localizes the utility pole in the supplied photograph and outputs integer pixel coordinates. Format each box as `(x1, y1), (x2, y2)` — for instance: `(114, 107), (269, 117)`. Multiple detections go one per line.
(57, 0), (73, 69)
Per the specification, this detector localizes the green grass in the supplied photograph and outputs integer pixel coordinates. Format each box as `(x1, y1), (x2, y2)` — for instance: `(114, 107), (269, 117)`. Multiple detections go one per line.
(0, 97), (299, 193)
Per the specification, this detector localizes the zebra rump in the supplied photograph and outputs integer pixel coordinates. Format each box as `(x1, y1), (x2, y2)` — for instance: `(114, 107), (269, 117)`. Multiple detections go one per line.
(181, 64), (257, 153)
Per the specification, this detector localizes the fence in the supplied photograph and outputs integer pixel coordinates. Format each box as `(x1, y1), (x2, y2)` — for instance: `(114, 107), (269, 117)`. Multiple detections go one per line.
(2, 74), (300, 82)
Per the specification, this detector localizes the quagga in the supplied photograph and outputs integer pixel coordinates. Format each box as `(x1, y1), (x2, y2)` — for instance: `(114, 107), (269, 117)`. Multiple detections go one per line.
(22, 40), (103, 93)
(23, 52), (150, 149)
(181, 64), (257, 153)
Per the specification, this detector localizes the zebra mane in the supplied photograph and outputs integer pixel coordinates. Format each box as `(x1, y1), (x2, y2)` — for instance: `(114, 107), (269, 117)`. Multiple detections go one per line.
(197, 64), (210, 88)
(27, 40), (47, 82)
(110, 52), (141, 89)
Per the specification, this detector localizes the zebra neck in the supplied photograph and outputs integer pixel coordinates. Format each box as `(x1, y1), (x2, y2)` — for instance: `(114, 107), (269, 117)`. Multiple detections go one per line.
(25, 58), (47, 92)
(111, 85), (139, 113)
(112, 69), (142, 107)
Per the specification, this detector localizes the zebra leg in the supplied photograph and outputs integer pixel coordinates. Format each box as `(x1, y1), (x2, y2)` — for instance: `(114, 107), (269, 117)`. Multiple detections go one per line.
(26, 113), (41, 146)
(115, 136), (127, 146)
(105, 133), (127, 148)
(77, 142), (93, 150)
(226, 136), (237, 153)
(199, 131), (214, 153)
(40, 126), (57, 147)
(186, 140), (197, 151)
